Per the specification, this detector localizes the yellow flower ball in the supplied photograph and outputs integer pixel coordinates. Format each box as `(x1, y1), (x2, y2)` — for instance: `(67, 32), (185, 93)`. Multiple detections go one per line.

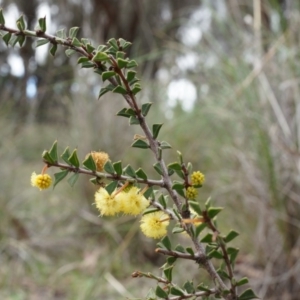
(186, 186), (198, 200)
(117, 187), (149, 216)
(94, 187), (121, 216)
(191, 171), (205, 186)
(31, 172), (52, 190)
(140, 211), (170, 239)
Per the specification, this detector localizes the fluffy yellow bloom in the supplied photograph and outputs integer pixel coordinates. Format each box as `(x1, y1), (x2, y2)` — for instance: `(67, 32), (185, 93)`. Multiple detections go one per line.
(191, 171), (205, 186)
(117, 187), (149, 216)
(31, 172), (52, 190)
(90, 151), (110, 172)
(140, 211), (170, 239)
(95, 187), (121, 216)
(186, 186), (198, 200)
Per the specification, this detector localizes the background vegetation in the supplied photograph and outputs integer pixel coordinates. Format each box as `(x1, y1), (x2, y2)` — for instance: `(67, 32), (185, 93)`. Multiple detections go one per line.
(0, 0), (299, 299)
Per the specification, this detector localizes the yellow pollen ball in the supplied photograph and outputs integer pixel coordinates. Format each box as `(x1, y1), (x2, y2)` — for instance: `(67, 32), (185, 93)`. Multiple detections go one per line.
(94, 187), (121, 216)
(140, 211), (169, 239)
(31, 172), (52, 190)
(191, 171), (205, 186)
(186, 186), (198, 200)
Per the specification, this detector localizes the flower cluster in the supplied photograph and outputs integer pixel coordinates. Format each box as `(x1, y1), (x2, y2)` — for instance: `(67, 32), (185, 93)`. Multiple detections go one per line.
(94, 186), (149, 217)
(31, 172), (52, 190)
(191, 171), (205, 186)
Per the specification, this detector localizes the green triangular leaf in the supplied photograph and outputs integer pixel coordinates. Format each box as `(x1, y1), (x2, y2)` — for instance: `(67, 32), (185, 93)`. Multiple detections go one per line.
(113, 161), (122, 175)
(65, 48), (76, 57)
(131, 139), (149, 149)
(238, 288), (259, 300)
(207, 207), (223, 219)
(42, 150), (55, 164)
(155, 286), (168, 298)
(117, 58), (128, 68)
(38, 16), (46, 32)
(68, 173), (79, 187)
(224, 230), (239, 243)
(141, 102), (152, 117)
(68, 149), (80, 168)
(152, 123), (163, 139)
(153, 162), (163, 176)
(188, 201), (202, 215)
(61, 147), (71, 164)
(135, 168), (148, 180)
(158, 236), (172, 251)
(36, 39), (49, 48)
(113, 85), (127, 95)
(102, 71), (116, 81)
(0, 9), (5, 25)
(163, 266), (173, 282)
(104, 161), (115, 174)
(92, 51), (109, 62)
(69, 26), (80, 39)
(170, 287), (185, 296)
(3, 32), (11, 46)
(124, 164), (136, 177)
(49, 140), (58, 162)
(50, 44), (57, 56)
(105, 180), (118, 195)
(82, 154), (97, 171)
(236, 277), (249, 287)
(53, 170), (69, 188)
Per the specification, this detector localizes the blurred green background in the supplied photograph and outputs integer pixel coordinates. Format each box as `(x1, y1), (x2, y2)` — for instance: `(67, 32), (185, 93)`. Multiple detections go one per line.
(0, 0), (300, 299)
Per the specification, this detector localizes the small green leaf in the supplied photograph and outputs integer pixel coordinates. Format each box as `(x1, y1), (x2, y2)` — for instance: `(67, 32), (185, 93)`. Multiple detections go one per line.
(50, 44), (57, 56)
(143, 187), (154, 199)
(172, 226), (185, 234)
(124, 165), (136, 177)
(116, 108), (131, 118)
(117, 58), (128, 68)
(56, 28), (66, 38)
(142, 207), (159, 215)
(42, 150), (55, 164)
(113, 161), (122, 175)
(104, 161), (115, 174)
(16, 15), (25, 31)
(72, 37), (81, 47)
(102, 71), (116, 81)
(129, 115), (140, 125)
(92, 51), (109, 62)
(86, 43), (95, 54)
(224, 230), (239, 243)
(195, 223), (206, 237)
(113, 85), (127, 95)
(81, 61), (94, 68)
(68, 173), (79, 187)
(81, 38), (90, 46)
(61, 147), (71, 164)
(98, 84), (115, 99)
(163, 266), (173, 282)
(238, 288), (259, 300)
(171, 181), (184, 190)
(218, 269), (230, 280)
(207, 207), (223, 219)
(107, 38), (118, 50)
(228, 247), (239, 264)
(170, 287), (185, 296)
(174, 245), (185, 254)
(167, 256), (177, 265)
(188, 201), (202, 215)
(0, 9), (5, 25)
(168, 162), (182, 171)
(3, 32), (11, 46)
(236, 277), (249, 287)
(36, 39), (49, 47)
(197, 284), (211, 292)
(160, 141), (172, 149)
(153, 162), (163, 176)
(18, 35), (25, 47)
(131, 139), (149, 149)
(118, 38), (132, 50)
(38, 16), (46, 32)
(53, 170), (69, 188)
(155, 285), (168, 298)
(126, 70), (136, 82)
(77, 56), (89, 64)
(205, 197), (211, 209)
(135, 168), (148, 180)
(152, 124), (163, 139)
(132, 83), (142, 95)
(183, 281), (195, 294)
(158, 194), (167, 209)
(141, 102), (152, 116)
(207, 250), (223, 259)
(159, 236), (172, 250)
(65, 49), (76, 57)
(82, 154), (96, 171)
(116, 51), (125, 59)
(49, 140), (58, 162)
(200, 233), (213, 243)
(186, 247), (194, 256)
(69, 26), (80, 39)
(105, 180), (118, 195)
(68, 149), (80, 168)
(127, 59), (138, 68)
